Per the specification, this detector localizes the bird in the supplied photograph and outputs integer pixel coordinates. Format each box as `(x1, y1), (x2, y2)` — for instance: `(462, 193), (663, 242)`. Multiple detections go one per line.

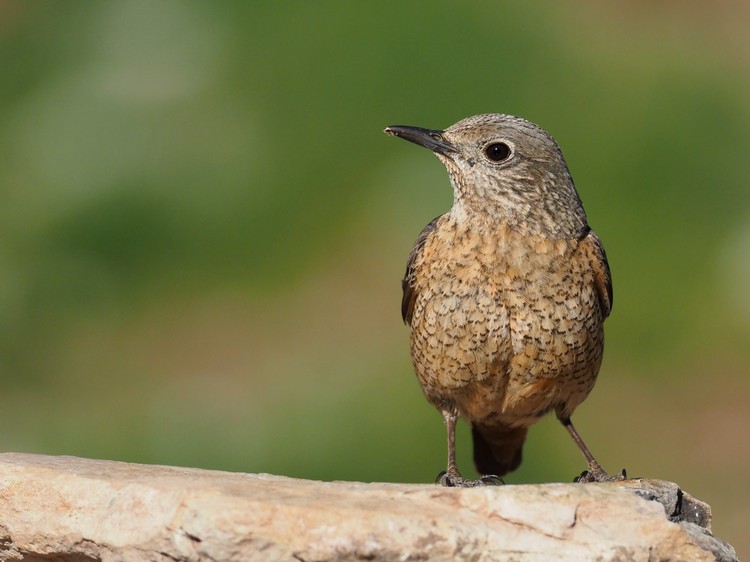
(384, 114), (621, 486)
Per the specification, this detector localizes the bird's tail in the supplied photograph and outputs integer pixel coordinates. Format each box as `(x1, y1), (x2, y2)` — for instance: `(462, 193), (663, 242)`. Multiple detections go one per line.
(471, 423), (528, 477)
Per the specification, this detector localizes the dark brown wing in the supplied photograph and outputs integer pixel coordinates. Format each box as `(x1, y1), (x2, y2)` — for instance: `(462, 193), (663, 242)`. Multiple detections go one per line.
(401, 216), (442, 325)
(580, 228), (613, 319)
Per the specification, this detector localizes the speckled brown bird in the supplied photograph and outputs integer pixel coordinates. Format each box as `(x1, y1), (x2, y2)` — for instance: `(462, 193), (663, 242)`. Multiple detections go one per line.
(385, 114), (619, 486)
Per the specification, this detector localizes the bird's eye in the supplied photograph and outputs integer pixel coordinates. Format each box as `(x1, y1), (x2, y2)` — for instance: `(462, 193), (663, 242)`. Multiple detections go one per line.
(484, 142), (512, 162)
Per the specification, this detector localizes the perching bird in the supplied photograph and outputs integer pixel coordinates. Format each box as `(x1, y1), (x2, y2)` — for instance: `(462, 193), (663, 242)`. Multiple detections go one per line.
(385, 114), (620, 486)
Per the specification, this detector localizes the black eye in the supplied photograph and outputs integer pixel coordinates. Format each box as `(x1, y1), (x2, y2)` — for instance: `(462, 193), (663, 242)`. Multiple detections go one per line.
(484, 142), (511, 162)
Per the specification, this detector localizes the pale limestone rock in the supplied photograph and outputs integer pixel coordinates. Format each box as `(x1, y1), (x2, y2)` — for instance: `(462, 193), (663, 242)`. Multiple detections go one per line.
(0, 453), (737, 561)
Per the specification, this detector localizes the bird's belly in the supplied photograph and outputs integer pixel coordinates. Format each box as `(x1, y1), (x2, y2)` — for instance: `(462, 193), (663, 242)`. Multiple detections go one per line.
(410, 268), (604, 424)
(410, 278), (510, 390)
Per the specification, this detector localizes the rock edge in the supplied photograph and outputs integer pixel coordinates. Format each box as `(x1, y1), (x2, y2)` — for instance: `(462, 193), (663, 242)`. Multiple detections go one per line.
(0, 453), (738, 561)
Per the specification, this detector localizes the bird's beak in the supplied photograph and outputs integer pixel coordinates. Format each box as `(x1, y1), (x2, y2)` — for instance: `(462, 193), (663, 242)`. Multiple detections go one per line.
(384, 125), (456, 156)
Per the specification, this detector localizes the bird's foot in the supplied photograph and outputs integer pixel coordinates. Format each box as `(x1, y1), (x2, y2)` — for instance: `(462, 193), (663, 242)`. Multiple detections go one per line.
(478, 474), (505, 486)
(574, 464), (627, 483)
(436, 470), (504, 487)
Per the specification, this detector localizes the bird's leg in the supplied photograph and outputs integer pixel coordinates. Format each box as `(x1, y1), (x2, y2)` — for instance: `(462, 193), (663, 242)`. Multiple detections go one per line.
(436, 408), (463, 486)
(558, 416), (626, 483)
(436, 408), (503, 487)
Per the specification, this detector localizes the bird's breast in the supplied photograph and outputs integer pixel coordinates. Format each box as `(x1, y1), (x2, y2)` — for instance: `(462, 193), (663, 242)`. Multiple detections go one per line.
(409, 219), (604, 421)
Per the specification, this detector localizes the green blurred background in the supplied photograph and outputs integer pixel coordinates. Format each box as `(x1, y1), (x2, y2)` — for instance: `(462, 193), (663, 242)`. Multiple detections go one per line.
(1, 0), (748, 556)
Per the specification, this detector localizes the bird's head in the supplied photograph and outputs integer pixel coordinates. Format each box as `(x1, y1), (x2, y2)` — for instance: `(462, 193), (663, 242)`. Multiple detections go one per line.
(385, 113), (588, 238)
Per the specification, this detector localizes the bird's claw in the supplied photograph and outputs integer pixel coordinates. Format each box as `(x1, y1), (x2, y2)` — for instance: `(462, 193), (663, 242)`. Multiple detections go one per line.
(436, 470), (504, 487)
(479, 474), (505, 486)
(574, 466), (627, 483)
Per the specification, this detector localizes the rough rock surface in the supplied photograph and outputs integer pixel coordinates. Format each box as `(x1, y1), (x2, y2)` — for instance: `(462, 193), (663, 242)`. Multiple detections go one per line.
(0, 453), (737, 561)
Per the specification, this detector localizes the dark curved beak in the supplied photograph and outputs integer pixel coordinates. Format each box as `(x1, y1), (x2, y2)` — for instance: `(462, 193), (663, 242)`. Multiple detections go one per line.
(384, 125), (456, 156)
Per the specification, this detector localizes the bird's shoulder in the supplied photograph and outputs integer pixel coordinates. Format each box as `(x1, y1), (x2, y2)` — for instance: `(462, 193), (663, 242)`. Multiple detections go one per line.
(577, 227), (613, 318)
(401, 214), (446, 324)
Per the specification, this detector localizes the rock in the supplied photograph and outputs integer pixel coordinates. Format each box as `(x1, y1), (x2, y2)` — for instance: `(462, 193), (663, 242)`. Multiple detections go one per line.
(0, 453), (737, 561)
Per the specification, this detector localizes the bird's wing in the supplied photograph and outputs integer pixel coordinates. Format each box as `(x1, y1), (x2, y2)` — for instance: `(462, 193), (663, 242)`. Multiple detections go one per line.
(580, 228), (613, 319)
(401, 216), (442, 325)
